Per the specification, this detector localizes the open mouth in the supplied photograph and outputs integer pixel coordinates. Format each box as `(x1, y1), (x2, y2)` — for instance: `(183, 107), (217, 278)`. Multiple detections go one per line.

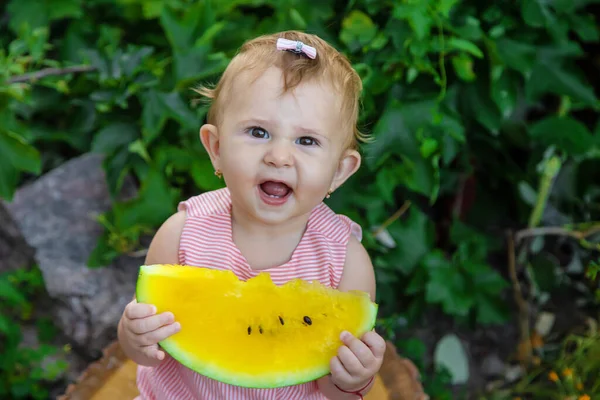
(259, 180), (292, 199)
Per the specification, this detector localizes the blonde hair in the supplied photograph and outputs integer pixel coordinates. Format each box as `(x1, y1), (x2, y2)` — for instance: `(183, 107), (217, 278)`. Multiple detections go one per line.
(193, 30), (370, 149)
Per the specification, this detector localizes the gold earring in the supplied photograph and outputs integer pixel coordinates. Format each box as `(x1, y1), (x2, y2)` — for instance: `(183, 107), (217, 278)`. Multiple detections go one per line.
(214, 169), (222, 179)
(326, 189), (333, 199)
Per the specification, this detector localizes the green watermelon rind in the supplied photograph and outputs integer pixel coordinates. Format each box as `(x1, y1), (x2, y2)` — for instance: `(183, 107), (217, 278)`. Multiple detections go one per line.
(135, 264), (379, 389)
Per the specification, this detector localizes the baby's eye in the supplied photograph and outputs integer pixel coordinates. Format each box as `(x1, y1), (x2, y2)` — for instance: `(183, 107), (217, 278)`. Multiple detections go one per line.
(248, 127), (269, 139)
(297, 136), (318, 146)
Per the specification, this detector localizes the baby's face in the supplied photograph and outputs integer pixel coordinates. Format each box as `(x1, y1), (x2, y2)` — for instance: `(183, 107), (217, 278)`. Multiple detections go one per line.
(211, 66), (359, 226)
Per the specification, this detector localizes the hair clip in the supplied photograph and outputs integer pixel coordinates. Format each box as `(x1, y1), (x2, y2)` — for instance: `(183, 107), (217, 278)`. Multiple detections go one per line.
(276, 38), (317, 59)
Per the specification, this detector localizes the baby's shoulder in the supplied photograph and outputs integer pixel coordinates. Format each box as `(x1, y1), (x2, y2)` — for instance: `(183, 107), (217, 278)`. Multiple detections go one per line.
(177, 188), (232, 218)
(310, 202), (363, 245)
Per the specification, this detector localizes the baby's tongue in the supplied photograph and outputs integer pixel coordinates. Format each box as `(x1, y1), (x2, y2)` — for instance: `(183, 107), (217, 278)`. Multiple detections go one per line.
(260, 181), (290, 197)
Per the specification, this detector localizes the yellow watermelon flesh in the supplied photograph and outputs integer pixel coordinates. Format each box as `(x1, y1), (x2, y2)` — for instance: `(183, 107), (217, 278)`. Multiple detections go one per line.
(135, 264), (379, 389)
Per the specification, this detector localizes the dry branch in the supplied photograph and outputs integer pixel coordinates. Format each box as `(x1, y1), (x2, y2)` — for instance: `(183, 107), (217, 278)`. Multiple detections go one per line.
(507, 230), (532, 366)
(7, 65), (96, 84)
(372, 200), (412, 237)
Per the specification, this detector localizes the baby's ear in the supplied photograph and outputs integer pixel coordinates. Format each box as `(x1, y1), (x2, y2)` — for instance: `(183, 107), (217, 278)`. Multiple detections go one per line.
(199, 124), (220, 168)
(332, 148), (361, 189)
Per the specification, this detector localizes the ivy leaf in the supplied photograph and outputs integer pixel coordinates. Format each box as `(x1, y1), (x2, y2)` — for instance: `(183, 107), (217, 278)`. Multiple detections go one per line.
(570, 13), (600, 42)
(92, 122), (139, 154)
(0, 130), (41, 200)
(425, 253), (475, 317)
(159, 3), (208, 50)
(527, 62), (597, 105)
(0, 277), (27, 306)
(142, 90), (198, 143)
(113, 167), (177, 229)
(172, 48), (230, 89)
(474, 293), (511, 325)
(7, 0), (82, 34)
(191, 156), (226, 192)
(365, 99), (424, 164)
(495, 38), (536, 75)
(452, 54), (476, 82)
(529, 116), (598, 157)
(340, 10), (378, 52)
(392, 3), (432, 40)
(446, 37), (483, 59)
(387, 207), (435, 275)
(365, 98), (441, 199)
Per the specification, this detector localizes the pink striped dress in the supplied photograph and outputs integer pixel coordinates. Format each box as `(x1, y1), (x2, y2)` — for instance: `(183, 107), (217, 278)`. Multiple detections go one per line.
(135, 187), (363, 400)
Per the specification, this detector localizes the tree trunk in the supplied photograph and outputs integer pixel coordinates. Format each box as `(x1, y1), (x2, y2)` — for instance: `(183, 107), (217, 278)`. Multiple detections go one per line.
(0, 202), (35, 274)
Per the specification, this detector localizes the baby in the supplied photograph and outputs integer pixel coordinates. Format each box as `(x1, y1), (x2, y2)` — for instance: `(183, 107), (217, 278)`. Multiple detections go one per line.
(117, 30), (391, 399)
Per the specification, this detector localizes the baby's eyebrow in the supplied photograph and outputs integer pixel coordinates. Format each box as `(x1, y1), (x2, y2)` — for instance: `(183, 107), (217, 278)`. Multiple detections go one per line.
(297, 127), (326, 139)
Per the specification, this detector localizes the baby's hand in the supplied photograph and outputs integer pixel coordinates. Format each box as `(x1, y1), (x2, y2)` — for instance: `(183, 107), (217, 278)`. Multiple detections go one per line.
(330, 330), (385, 393)
(120, 299), (181, 362)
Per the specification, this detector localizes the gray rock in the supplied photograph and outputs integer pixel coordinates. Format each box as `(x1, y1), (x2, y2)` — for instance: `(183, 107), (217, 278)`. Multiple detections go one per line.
(4, 153), (145, 359)
(481, 353), (506, 378)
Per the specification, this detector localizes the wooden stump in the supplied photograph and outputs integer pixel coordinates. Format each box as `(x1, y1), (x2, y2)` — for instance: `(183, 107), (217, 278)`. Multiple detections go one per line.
(58, 340), (428, 400)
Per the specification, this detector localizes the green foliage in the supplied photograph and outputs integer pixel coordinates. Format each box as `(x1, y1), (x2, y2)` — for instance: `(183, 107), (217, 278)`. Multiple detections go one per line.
(0, 267), (68, 399)
(1, 0), (600, 394)
(486, 324), (600, 400)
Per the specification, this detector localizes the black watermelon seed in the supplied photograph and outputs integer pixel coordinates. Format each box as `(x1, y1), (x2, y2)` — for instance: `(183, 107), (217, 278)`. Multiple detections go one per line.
(259, 325), (264, 334)
(247, 326), (251, 335)
(279, 316), (284, 325)
(303, 316), (312, 325)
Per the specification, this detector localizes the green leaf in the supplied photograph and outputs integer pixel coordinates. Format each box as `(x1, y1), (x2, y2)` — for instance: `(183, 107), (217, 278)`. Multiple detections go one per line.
(447, 37), (483, 58)
(426, 264), (474, 316)
(7, 0), (83, 34)
(451, 54), (476, 82)
(0, 130), (41, 200)
(387, 207), (435, 274)
(393, 3), (432, 40)
(518, 181), (538, 206)
(530, 253), (561, 292)
(91, 122), (139, 154)
(434, 334), (470, 384)
(375, 163), (404, 206)
(142, 90), (197, 143)
(365, 99), (445, 199)
(529, 116), (598, 156)
(339, 10), (378, 52)
(438, 0), (459, 17)
(459, 83), (502, 134)
(0, 277), (28, 306)
(528, 63), (597, 105)
(159, 3), (207, 50)
(474, 293), (511, 324)
(190, 155), (225, 192)
(366, 98), (434, 164)
(173, 48), (229, 89)
(571, 13), (600, 42)
(114, 166), (177, 229)
(495, 38), (536, 74)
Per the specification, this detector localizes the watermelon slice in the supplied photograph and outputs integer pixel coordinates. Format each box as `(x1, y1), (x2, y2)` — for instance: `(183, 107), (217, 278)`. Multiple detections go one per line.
(135, 264), (378, 388)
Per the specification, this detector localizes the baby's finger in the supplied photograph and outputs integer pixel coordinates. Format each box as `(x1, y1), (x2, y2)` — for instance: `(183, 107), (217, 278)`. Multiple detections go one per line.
(126, 302), (156, 320)
(330, 356), (352, 384)
(337, 345), (364, 376)
(142, 344), (164, 361)
(361, 330), (387, 359)
(129, 312), (175, 334)
(140, 322), (181, 346)
(341, 331), (375, 369)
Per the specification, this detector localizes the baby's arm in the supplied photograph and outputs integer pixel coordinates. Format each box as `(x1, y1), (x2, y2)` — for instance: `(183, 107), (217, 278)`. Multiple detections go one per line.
(317, 235), (384, 399)
(117, 210), (186, 366)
